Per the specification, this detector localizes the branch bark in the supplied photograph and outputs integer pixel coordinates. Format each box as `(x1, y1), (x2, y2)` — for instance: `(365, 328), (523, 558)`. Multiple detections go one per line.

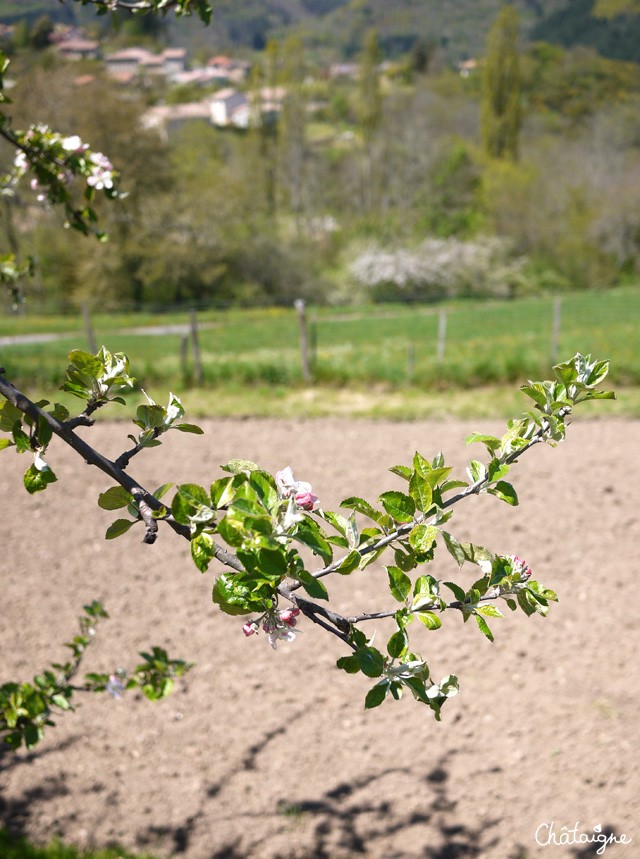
(0, 374), (243, 571)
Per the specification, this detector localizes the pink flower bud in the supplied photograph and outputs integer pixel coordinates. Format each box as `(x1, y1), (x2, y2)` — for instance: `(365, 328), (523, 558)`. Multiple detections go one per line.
(280, 610), (297, 627)
(242, 622), (257, 637)
(294, 489), (318, 511)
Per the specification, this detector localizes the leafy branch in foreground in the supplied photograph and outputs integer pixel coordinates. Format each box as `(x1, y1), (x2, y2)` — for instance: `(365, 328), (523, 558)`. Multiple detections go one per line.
(0, 351), (614, 734)
(0, 601), (191, 750)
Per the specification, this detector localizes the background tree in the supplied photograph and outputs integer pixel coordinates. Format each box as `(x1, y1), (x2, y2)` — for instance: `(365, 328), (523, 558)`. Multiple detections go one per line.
(278, 35), (308, 232)
(481, 5), (522, 161)
(356, 27), (382, 210)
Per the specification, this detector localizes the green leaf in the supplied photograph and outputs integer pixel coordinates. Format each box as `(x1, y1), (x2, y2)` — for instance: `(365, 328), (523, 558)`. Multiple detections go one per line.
(443, 581), (466, 601)
(191, 530), (215, 573)
(409, 524), (437, 554)
(250, 470), (279, 511)
(51, 693), (71, 711)
(67, 349), (102, 378)
(417, 611), (442, 630)
(296, 569), (329, 600)
(336, 655), (360, 674)
(465, 432), (502, 453)
(210, 476), (235, 509)
(98, 485), (133, 510)
(212, 574), (263, 615)
(488, 481), (519, 506)
(295, 520), (333, 564)
(409, 472), (432, 513)
(365, 682), (389, 709)
(0, 401), (23, 432)
(0, 437), (12, 451)
(387, 565), (412, 602)
(356, 646), (385, 678)
(171, 483), (214, 526)
(341, 496), (386, 526)
(221, 458), (259, 475)
(23, 463), (57, 494)
(441, 531), (466, 567)
(256, 547), (288, 578)
(216, 515), (245, 547)
(474, 614), (494, 641)
(174, 423), (204, 434)
(105, 518), (135, 540)
(13, 424), (31, 453)
(475, 604), (504, 618)
(389, 464), (412, 480)
(379, 491), (415, 524)
(387, 629), (408, 658)
(337, 549), (361, 575)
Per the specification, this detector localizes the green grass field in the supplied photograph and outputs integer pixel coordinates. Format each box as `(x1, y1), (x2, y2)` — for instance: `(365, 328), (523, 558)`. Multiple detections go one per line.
(0, 288), (637, 417)
(0, 829), (158, 859)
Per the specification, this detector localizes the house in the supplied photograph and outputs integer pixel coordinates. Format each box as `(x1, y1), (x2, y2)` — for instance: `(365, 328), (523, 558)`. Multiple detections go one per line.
(56, 38), (100, 61)
(210, 88), (249, 127)
(142, 101), (212, 141)
(207, 55), (251, 84)
(458, 59), (478, 78)
(104, 47), (187, 81)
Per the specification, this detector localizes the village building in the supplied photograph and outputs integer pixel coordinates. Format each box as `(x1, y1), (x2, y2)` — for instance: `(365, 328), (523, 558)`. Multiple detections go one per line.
(104, 47), (187, 82)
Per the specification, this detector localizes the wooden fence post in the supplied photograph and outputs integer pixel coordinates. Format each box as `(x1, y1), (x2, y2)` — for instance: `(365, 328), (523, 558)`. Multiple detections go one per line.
(190, 309), (204, 387)
(407, 342), (415, 382)
(551, 297), (562, 365)
(295, 299), (312, 383)
(437, 308), (447, 364)
(82, 304), (97, 354)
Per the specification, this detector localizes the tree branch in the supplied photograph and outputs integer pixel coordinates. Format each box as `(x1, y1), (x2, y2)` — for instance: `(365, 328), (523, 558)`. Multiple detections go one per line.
(298, 408), (571, 588)
(0, 374), (244, 571)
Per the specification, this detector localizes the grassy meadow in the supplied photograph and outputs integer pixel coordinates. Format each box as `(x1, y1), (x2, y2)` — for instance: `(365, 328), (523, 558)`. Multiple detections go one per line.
(1, 287), (637, 418)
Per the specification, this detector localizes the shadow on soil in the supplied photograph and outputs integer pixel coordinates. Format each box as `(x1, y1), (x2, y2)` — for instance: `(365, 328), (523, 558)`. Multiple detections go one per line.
(1, 729), (527, 858)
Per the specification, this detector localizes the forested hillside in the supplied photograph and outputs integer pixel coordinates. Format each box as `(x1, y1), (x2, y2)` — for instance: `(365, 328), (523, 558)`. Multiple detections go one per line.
(2, 0), (640, 315)
(4, 0), (640, 63)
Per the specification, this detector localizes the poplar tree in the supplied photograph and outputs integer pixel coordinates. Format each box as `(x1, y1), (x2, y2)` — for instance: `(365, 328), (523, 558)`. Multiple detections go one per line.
(278, 35), (308, 230)
(356, 28), (382, 210)
(481, 5), (522, 161)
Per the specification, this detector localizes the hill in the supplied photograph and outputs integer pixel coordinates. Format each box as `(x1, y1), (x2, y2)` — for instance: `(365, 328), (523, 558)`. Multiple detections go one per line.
(2, 0), (640, 64)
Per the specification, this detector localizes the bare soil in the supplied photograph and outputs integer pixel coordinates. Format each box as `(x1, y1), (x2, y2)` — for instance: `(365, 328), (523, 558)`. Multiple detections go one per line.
(1, 417), (638, 859)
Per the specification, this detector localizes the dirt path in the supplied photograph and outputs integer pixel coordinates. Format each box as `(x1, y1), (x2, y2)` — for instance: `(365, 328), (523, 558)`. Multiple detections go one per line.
(1, 417), (638, 858)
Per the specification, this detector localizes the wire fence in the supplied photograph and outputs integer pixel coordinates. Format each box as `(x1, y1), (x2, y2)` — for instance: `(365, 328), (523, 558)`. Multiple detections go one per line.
(1, 287), (638, 389)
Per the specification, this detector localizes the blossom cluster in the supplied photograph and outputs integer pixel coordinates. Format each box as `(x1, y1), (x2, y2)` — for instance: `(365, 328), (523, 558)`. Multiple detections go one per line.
(7, 127), (119, 215)
(242, 607), (301, 649)
(505, 554), (533, 580)
(275, 466), (319, 511)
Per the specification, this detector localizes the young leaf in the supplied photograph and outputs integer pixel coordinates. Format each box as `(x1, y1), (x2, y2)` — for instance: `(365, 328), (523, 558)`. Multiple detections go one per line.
(488, 481), (519, 506)
(23, 463), (57, 494)
(379, 491), (415, 524)
(409, 524), (437, 555)
(98, 486), (133, 510)
(356, 646), (385, 678)
(337, 549), (361, 575)
(191, 530), (215, 573)
(365, 681), (390, 709)
(336, 655), (360, 674)
(105, 518), (135, 540)
(417, 611), (442, 631)
(295, 569), (329, 600)
(387, 565), (412, 602)
(474, 614), (494, 641)
(441, 531), (466, 567)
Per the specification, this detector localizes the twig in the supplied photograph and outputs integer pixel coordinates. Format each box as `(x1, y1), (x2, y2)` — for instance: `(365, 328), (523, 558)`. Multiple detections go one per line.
(299, 409), (571, 588)
(0, 374), (243, 571)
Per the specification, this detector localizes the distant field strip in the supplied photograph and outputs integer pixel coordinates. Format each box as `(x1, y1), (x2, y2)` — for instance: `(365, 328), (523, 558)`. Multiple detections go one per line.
(0, 287), (638, 391)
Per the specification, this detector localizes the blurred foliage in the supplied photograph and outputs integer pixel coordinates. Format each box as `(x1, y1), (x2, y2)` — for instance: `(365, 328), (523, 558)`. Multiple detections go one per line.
(2, 12), (640, 312)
